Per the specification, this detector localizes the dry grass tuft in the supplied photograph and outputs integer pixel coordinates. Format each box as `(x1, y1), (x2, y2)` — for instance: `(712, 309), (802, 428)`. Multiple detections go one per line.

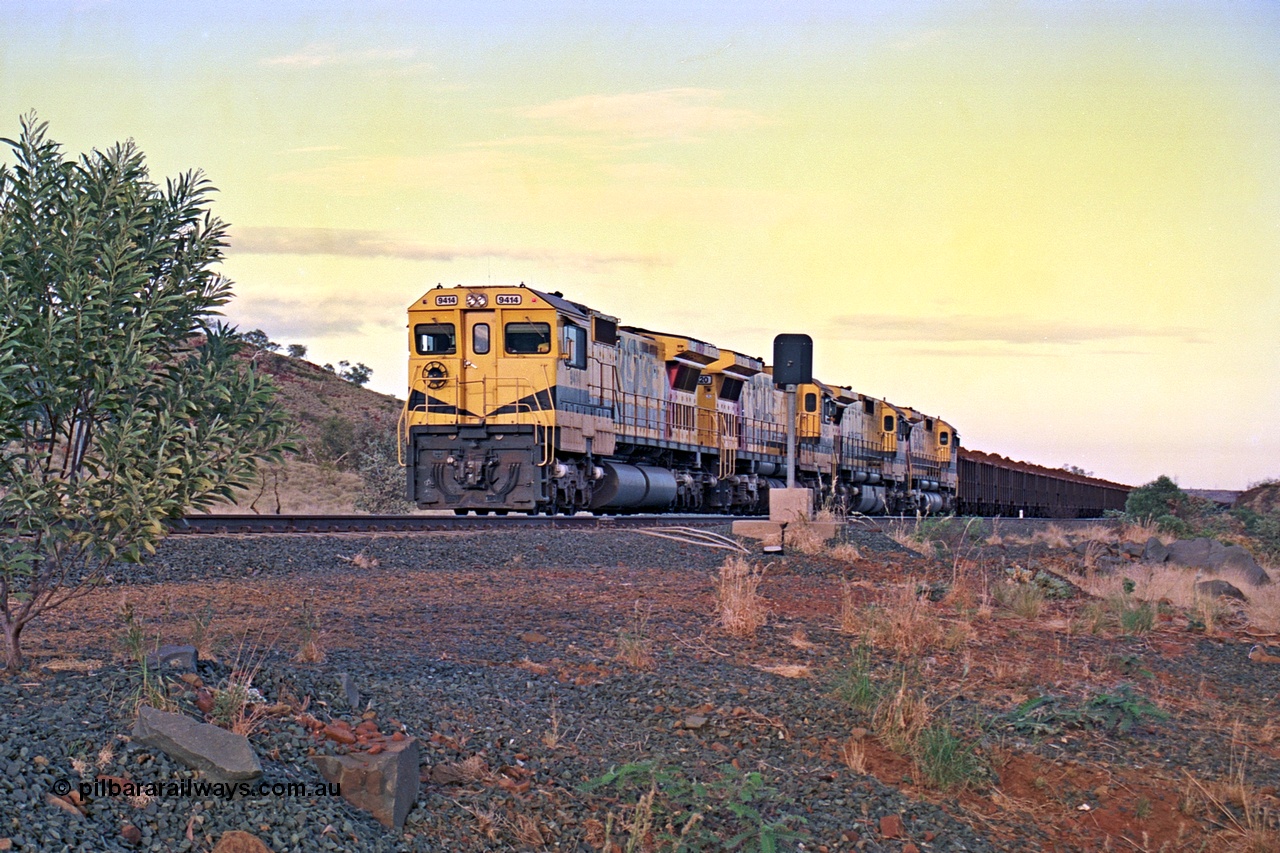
(873, 676), (932, 751)
(342, 552), (380, 570)
(714, 556), (768, 637)
(1243, 584), (1280, 633)
(460, 804), (501, 842)
(1030, 524), (1071, 550)
(541, 695), (563, 749)
(887, 520), (931, 556)
(616, 600), (656, 670)
(1071, 523), (1119, 546)
(839, 736), (867, 774)
(1076, 563), (1280, 631)
(788, 521), (830, 556)
(838, 579), (861, 636)
(786, 627), (816, 650)
(187, 604), (220, 663)
(994, 581), (1044, 620)
(511, 813), (546, 846)
(453, 755), (491, 783)
(212, 637), (272, 737)
(293, 598), (326, 664)
(754, 663), (812, 678)
(1183, 735), (1279, 853)
(865, 585), (944, 658)
(1118, 520), (1174, 545)
(828, 542), (862, 563)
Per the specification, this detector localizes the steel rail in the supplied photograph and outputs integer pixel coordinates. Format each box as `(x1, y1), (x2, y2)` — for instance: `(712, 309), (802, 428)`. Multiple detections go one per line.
(167, 513), (762, 535)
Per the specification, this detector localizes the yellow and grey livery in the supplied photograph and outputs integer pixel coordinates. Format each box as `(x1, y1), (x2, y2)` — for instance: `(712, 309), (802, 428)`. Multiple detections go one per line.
(402, 284), (957, 515)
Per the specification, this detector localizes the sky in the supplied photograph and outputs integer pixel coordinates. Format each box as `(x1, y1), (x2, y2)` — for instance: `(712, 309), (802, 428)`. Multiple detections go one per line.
(3, 1), (1278, 489)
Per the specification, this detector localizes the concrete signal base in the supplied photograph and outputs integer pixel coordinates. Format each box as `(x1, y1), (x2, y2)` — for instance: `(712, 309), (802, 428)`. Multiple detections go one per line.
(767, 488), (814, 524)
(731, 488), (839, 544)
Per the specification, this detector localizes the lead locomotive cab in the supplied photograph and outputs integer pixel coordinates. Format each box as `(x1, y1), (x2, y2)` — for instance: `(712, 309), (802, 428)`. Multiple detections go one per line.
(402, 284), (614, 514)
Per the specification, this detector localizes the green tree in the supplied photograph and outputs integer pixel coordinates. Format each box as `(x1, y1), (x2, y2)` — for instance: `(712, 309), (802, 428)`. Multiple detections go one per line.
(1125, 475), (1187, 523)
(337, 360), (372, 387)
(239, 328), (279, 352)
(0, 115), (292, 672)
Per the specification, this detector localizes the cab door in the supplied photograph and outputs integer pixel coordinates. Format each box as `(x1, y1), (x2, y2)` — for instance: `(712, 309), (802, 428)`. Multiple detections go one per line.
(461, 310), (496, 420)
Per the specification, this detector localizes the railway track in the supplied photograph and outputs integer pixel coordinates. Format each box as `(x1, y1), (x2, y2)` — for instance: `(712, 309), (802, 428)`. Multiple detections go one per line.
(166, 513), (764, 535)
(167, 513), (1118, 536)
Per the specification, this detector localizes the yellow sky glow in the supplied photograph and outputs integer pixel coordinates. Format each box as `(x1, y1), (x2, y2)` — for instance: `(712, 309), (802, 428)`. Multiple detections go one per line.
(3, 1), (1278, 488)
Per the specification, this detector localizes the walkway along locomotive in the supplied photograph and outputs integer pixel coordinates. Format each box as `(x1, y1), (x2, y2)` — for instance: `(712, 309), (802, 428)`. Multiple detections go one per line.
(401, 284), (957, 516)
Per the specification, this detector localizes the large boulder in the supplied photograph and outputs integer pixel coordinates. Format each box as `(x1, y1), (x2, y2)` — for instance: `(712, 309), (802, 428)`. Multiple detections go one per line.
(1142, 537), (1170, 564)
(1195, 579), (1247, 602)
(1166, 538), (1223, 568)
(313, 738), (419, 829)
(132, 706), (262, 782)
(1209, 545), (1271, 586)
(1161, 537), (1271, 586)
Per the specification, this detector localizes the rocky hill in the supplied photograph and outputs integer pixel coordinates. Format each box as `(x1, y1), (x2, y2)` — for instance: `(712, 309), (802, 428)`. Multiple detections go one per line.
(1237, 481), (1280, 515)
(207, 349), (405, 514)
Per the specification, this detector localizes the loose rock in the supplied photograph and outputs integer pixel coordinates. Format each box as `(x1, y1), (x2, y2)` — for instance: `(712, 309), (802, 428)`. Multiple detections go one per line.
(132, 706), (262, 782)
(313, 737), (419, 829)
(145, 644), (198, 672)
(211, 830), (275, 853)
(1196, 579), (1247, 601)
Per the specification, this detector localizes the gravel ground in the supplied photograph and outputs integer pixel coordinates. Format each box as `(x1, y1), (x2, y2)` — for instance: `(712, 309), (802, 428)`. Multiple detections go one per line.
(2, 527), (999, 853)
(3, 525), (1276, 852)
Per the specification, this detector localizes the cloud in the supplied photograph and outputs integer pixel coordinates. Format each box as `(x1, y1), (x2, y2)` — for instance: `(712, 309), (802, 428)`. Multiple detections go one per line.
(520, 88), (768, 140)
(228, 293), (402, 339)
(262, 43), (415, 68)
(229, 226), (670, 271)
(829, 314), (1205, 346)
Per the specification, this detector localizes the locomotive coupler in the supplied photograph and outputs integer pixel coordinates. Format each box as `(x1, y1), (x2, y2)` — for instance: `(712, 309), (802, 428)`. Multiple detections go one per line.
(447, 450), (499, 490)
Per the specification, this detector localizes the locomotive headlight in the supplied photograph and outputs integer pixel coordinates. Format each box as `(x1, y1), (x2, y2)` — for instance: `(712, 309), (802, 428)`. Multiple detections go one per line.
(465, 292), (488, 308)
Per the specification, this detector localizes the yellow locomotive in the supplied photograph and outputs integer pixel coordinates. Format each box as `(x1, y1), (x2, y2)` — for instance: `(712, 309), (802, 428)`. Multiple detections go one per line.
(401, 284), (957, 515)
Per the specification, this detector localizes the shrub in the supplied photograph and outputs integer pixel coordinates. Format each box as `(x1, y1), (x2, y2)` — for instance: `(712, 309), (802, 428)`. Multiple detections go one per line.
(0, 115), (293, 672)
(831, 646), (879, 711)
(580, 762), (807, 851)
(1125, 475), (1188, 523)
(994, 581), (1044, 619)
(317, 416), (356, 467)
(1002, 684), (1167, 736)
(353, 432), (415, 513)
(912, 724), (986, 791)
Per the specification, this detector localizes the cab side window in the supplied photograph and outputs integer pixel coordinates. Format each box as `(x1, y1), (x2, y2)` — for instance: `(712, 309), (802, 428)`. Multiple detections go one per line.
(563, 323), (587, 369)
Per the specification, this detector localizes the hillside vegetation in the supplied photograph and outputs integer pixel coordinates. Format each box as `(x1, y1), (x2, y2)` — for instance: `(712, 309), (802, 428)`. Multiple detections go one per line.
(207, 348), (406, 514)
(1126, 475), (1280, 562)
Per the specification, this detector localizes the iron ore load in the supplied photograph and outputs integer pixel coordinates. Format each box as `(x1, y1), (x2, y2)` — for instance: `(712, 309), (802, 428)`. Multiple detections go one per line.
(401, 284), (959, 516)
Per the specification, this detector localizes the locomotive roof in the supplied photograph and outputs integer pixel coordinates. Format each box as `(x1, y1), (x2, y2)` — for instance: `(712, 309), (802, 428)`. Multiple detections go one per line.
(523, 286), (590, 319)
(619, 325), (714, 348)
